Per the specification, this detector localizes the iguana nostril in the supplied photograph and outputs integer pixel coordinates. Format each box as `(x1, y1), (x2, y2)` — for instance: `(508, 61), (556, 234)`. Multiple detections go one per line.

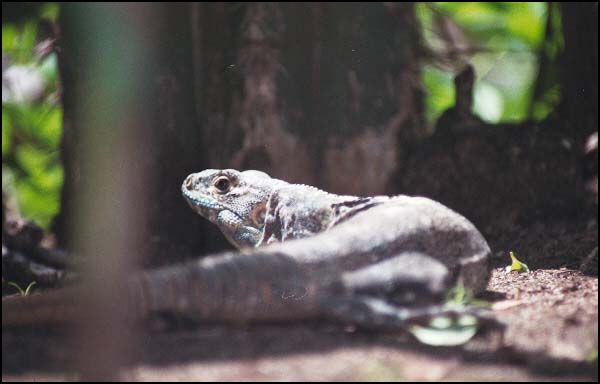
(185, 176), (194, 190)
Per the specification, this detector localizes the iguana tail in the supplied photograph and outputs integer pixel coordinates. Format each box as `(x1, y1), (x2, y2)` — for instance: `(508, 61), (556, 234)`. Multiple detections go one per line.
(2, 250), (320, 326)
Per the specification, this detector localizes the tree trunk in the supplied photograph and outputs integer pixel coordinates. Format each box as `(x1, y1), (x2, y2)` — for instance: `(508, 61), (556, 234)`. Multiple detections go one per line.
(194, 3), (424, 195)
(559, 2), (598, 145)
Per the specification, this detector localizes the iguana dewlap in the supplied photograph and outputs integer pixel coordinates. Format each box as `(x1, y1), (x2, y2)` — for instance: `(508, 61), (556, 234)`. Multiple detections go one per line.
(3, 169), (491, 330)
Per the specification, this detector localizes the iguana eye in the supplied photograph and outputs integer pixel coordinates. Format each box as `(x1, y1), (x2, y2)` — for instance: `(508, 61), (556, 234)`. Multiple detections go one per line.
(213, 176), (231, 193)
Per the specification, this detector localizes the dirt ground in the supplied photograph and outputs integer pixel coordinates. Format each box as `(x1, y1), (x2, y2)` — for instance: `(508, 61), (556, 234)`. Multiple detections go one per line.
(2, 221), (598, 381)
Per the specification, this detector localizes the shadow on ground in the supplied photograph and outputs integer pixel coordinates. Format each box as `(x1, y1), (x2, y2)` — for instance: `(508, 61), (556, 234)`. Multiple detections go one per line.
(3, 267), (597, 381)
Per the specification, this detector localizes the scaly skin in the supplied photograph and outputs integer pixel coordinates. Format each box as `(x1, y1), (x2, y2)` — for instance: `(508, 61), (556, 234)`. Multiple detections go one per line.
(3, 169), (492, 331)
(134, 169), (491, 325)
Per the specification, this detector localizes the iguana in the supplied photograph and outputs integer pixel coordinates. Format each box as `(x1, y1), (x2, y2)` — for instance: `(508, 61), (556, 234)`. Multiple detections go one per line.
(2, 169), (492, 332)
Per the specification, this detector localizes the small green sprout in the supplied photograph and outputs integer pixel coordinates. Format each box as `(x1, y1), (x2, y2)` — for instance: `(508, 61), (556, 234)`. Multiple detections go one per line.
(505, 251), (529, 273)
(445, 281), (490, 309)
(445, 281), (471, 307)
(7, 281), (37, 296)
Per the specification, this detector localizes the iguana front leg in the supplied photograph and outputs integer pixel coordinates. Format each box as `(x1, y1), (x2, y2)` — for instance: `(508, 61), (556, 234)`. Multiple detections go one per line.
(320, 251), (494, 332)
(337, 252), (451, 304)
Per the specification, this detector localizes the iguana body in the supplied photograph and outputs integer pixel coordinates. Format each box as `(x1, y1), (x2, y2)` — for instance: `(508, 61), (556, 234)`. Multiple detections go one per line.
(3, 169), (491, 330)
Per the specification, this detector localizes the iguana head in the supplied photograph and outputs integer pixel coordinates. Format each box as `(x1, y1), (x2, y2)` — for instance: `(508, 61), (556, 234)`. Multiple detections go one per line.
(181, 169), (285, 249)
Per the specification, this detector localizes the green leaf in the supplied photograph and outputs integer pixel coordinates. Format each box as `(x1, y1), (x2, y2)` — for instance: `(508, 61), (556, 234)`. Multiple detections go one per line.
(40, 3), (60, 21)
(421, 65), (455, 122)
(445, 281), (471, 306)
(2, 22), (38, 63)
(36, 106), (63, 148)
(2, 111), (11, 158)
(2, 8), (63, 231)
(23, 281), (37, 296)
(15, 144), (49, 175)
(419, 3), (552, 124)
(505, 251), (530, 273)
(409, 315), (479, 346)
(15, 176), (61, 229)
(3, 104), (62, 149)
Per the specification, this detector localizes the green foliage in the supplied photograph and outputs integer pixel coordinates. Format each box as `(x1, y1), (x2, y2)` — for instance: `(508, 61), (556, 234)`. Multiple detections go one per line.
(417, 2), (562, 124)
(421, 65), (455, 123)
(529, 2), (563, 121)
(445, 281), (490, 309)
(2, 5), (63, 229)
(2, 112), (10, 157)
(39, 3), (60, 21)
(2, 22), (38, 63)
(433, 3), (547, 48)
(445, 280), (471, 306)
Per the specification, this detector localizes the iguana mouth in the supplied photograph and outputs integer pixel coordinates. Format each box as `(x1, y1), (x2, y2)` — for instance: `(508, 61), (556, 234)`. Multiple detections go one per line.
(182, 187), (221, 218)
(182, 187), (219, 209)
(181, 186), (244, 223)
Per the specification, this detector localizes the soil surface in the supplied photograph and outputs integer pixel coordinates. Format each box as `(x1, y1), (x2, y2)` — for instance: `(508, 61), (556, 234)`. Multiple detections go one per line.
(2, 221), (598, 381)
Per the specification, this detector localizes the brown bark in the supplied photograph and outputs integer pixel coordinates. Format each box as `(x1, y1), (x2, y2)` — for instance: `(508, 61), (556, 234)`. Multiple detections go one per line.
(559, 2), (598, 145)
(194, 3), (425, 196)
